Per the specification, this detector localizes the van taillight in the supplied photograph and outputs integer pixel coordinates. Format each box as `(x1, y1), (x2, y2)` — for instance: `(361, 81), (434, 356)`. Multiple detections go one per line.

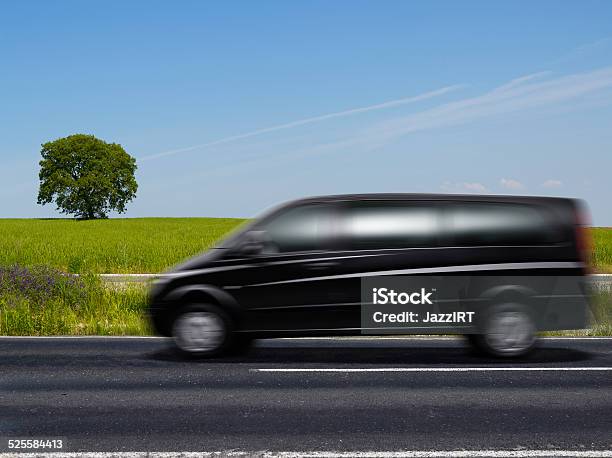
(574, 207), (592, 272)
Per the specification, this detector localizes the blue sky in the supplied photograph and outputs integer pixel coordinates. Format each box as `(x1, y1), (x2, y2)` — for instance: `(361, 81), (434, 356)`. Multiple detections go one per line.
(1, 1), (611, 224)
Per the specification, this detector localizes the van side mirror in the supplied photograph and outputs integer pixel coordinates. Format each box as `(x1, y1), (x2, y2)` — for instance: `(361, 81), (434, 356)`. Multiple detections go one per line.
(236, 231), (268, 256)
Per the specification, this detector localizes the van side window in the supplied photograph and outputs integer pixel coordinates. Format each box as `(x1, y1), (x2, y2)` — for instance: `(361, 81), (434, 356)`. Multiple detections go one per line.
(342, 202), (440, 250)
(447, 203), (561, 246)
(259, 204), (335, 253)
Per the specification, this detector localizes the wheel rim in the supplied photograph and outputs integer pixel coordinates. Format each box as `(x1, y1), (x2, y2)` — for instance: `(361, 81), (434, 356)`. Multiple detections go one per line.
(173, 311), (226, 353)
(484, 311), (535, 355)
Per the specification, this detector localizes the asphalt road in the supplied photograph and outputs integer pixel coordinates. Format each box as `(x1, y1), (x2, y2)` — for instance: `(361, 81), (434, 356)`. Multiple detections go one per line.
(0, 337), (611, 455)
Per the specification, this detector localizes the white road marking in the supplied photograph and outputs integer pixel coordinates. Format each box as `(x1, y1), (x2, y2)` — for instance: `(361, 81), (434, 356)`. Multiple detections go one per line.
(275, 336), (612, 340)
(253, 367), (612, 373)
(536, 337), (612, 340)
(1, 451), (611, 457)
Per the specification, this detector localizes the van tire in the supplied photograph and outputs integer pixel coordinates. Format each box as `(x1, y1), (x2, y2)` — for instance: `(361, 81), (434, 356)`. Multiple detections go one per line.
(468, 303), (537, 358)
(171, 303), (233, 358)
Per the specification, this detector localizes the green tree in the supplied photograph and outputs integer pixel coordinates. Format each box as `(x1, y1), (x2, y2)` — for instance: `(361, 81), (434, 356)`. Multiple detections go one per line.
(37, 134), (138, 219)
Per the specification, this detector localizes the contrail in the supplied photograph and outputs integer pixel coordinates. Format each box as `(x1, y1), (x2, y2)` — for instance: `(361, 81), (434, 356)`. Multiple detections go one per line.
(139, 85), (462, 161)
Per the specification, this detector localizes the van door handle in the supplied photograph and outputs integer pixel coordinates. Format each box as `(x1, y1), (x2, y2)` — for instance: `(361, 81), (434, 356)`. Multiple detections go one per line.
(305, 261), (339, 270)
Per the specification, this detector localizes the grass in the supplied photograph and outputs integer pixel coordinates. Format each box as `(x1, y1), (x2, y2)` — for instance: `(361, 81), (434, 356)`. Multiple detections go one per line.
(0, 218), (247, 274)
(0, 218), (610, 273)
(543, 289), (612, 336)
(0, 219), (610, 336)
(0, 265), (150, 335)
(0, 264), (610, 336)
(0, 285), (150, 335)
(592, 227), (612, 273)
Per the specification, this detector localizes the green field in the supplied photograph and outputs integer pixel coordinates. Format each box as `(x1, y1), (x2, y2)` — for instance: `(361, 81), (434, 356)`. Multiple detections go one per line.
(0, 218), (247, 274)
(0, 218), (610, 273)
(592, 227), (612, 273)
(0, 218), (610, 336)
(0, 218), (612, 335)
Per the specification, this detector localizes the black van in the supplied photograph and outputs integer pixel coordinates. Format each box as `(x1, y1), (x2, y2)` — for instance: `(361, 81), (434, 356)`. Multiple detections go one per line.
(148, 194), (591, 358)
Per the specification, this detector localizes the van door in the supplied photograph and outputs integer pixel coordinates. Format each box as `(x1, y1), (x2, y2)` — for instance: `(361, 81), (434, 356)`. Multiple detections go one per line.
(328, 200), (445, 331)
(225, 202), (348, 332)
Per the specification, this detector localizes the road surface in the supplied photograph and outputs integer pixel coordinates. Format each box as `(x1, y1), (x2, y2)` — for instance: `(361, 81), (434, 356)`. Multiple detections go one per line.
(0, 337), (611, 456)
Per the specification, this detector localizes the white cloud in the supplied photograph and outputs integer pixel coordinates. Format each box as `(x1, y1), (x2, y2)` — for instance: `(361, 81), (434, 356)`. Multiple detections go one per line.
(147, 65), (612, 176)
(489, 72), (551, 94)
(140, 84), (463, 161)
(547, 37), (612, 67)
(500, 178), (524, 190)
(353, 66), (612, 148)
(441, 181), (487, 193)
(542, 179), (562, 188)
(463, 182), (487, 192)
(265, 66), (612, 166)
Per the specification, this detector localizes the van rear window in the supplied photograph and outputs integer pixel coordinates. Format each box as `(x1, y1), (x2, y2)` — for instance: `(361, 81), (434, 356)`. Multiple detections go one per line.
(446, 203), (562, 246)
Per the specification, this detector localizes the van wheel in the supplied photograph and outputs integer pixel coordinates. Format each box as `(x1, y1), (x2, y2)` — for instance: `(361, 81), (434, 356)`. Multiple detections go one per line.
(469, 304), (537, 358)
(171, 304), (232, 357)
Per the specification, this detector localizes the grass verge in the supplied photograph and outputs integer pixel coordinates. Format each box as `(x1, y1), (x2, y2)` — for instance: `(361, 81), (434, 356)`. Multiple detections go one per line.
(0, 265), (150, 335)
(543, 289), (612, 336)
(1, 265), (611, 336)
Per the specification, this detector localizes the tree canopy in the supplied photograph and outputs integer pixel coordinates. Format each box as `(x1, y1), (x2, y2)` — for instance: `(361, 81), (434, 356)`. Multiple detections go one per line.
(37, 134), (138, 219)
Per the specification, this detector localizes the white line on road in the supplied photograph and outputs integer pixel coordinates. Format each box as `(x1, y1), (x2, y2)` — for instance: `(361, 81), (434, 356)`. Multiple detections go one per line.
(2, 450), (611, 457)
(253, 367), (612, 373)
(277, 336), (612, 340)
